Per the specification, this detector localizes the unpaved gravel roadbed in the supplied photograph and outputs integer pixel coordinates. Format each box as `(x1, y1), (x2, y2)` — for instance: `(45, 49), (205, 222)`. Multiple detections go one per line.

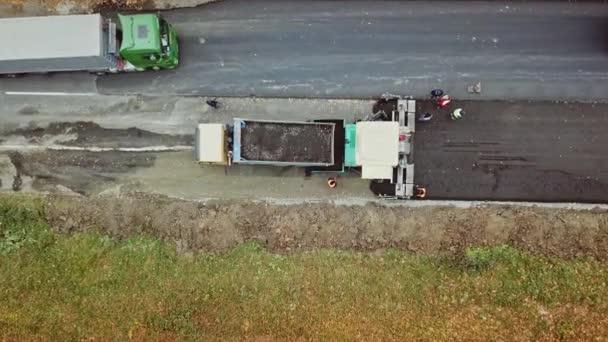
(44, 193), (608, 260)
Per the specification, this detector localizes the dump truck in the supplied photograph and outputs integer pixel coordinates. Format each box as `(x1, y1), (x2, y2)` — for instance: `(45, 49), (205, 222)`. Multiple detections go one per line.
(0, 13), (179, 75)
(195, 97), (421, 199)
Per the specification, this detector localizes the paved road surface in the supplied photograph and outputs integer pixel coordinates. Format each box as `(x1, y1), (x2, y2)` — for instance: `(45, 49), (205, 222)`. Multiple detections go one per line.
(93, 0), (608, 100)
(414, 100), (608, 202)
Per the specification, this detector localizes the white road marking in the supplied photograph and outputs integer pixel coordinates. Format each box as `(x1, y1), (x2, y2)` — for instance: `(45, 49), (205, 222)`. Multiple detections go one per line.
(0, 145), (193, 152)
(4, 91), (97, 96)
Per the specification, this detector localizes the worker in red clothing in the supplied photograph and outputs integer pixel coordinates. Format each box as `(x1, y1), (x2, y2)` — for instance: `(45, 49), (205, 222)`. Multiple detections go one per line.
(437, 94), (452, 108)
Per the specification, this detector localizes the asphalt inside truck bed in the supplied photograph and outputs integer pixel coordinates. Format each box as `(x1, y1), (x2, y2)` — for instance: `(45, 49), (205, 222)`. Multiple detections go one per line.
(240, 121), (334, 164)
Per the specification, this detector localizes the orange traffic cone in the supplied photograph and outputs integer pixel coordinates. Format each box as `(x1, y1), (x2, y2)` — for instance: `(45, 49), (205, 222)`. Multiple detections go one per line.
(327, 177), (337, 188)
(415, 186), (427, 199)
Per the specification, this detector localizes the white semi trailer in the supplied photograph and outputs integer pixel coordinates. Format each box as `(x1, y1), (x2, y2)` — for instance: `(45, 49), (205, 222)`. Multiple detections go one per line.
(0, 13), (179, 75)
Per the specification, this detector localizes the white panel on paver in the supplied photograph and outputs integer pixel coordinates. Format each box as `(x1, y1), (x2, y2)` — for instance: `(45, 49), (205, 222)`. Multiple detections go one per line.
(355, 121), (399, 167)
(0, 14), (102, 61)
(196, 124), (226, 163)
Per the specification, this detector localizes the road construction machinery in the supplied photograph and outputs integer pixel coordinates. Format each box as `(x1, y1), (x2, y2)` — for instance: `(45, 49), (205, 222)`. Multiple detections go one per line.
(195, 97), (420, 199)
(0, 13), (179, 75)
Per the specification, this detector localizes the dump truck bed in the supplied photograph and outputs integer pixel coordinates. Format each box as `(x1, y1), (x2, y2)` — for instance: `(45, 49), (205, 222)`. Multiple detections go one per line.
(233, 119), (335, 166)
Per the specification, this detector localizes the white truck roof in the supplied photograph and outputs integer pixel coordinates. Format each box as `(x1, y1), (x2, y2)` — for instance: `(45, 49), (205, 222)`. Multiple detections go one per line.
(356, 121), (399, 179)
(0, 14), (103, 61)
(196, 124), (227, 164)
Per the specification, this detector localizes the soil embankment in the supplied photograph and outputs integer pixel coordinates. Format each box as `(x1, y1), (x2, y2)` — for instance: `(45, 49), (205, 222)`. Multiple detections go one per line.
(44, 193), (608, 260)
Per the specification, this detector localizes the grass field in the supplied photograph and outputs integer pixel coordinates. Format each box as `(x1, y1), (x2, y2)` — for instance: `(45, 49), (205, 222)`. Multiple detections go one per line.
(1, 195), (607, 340)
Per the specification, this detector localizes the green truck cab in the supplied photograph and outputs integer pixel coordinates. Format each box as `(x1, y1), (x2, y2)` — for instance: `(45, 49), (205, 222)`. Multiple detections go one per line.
(118, 14), (179, 71)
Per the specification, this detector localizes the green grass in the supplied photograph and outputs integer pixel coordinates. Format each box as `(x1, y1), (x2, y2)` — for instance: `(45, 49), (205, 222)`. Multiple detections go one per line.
(1, 194), (607, 340)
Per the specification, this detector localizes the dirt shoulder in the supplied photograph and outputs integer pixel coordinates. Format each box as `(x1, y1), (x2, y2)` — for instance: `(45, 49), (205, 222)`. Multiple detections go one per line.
(42, 193), (608, 260)
(0, 0), (217, 16)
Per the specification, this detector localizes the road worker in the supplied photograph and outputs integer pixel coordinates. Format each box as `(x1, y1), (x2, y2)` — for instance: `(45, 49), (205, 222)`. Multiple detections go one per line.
(430, 89), (444, 98)
(206, 99), (220, 109)
(437, 94), (452, 108)
(418, 112), (433, 122)
(450, 108), (465, 120)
